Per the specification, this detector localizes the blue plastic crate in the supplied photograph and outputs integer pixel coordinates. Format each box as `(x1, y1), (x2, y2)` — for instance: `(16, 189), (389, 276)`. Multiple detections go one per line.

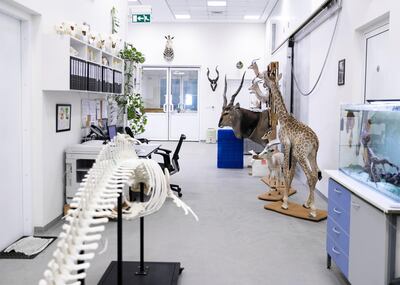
(217, 129), (243, 169)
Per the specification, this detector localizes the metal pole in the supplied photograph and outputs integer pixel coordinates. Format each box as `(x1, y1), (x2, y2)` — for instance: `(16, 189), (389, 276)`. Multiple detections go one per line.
(136, 182), (148, 275)
(117, 188), (123, 285)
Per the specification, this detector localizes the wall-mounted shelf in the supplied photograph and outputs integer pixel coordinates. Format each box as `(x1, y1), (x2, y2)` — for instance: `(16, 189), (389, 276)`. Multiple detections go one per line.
(43, 34), (124, 94)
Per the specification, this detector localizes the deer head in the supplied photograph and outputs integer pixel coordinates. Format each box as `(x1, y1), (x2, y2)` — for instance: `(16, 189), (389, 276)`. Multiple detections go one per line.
(218, 72), (246, 128)
(248, 58), (261, 77)
(207, 66), (219, 92)
(249, 77), (269, 103)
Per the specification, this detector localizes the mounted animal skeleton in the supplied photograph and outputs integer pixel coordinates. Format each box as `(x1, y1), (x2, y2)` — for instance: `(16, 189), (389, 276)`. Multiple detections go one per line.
(218, 72), (270, 146)
(207, 66), (219, 91)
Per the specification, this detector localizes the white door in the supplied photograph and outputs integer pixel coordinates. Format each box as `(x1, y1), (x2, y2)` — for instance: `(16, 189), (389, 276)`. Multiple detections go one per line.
(169, 68), (199, 140)
(141, 67), (200, 141)
(364, 26), (389, 101)
(0, 12), (24, 250)
(141, 68), (169, 140)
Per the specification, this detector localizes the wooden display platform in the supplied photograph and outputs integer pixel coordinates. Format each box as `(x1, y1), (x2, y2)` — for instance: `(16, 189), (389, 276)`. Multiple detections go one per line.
(264, 201), (327, 222)
(258, 188), (297, 201)
(260, 176), (285, 189)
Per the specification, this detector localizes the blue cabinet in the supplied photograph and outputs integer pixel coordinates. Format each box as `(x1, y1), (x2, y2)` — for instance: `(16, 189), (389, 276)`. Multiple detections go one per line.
(327, 177), (393, 285)
(327, 179), (350, 278)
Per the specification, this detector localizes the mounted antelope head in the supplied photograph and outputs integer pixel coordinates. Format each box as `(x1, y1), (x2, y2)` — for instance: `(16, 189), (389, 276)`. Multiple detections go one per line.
(249, 78), (269, 104)
(248, 58), (261, 77)
(218, 72), (246, 128)
(207, 66), (219, 92)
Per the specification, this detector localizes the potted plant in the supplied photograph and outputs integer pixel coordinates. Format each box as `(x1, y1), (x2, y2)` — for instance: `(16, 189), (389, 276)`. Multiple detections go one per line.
(111, 43), (147, 134)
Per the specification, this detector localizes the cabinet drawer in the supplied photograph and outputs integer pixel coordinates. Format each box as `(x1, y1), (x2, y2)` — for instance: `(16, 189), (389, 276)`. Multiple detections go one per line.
(327, 217), (349, 256)
(327, 237), (349, 278)
(328, 200), (350, 234)
(329, 179), (351, 211)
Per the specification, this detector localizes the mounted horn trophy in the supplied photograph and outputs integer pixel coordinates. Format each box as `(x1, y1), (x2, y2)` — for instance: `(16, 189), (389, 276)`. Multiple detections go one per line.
(218, 72), (271, 147)
(207, 66), (219, 91)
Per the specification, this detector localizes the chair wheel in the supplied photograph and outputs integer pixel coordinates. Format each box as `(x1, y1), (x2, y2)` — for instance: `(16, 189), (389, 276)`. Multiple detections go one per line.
(178, 193), (183, 198)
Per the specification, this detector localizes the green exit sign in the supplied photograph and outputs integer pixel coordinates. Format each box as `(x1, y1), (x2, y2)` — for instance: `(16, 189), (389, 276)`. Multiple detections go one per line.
(132, 14), (151, 23)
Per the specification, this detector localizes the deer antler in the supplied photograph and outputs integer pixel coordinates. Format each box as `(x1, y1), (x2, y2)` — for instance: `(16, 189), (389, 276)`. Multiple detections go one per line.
(229, 72), (246, 106)
(215, 66), (219, 81)
(222, 75), (227, 108)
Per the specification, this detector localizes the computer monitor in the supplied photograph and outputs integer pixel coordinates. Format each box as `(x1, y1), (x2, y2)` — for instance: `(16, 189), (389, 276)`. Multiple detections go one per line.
(108, 125), (117, 140)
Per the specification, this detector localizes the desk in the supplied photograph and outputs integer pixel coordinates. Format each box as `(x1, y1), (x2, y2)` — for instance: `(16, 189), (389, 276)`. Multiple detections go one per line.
(134, 144), (161, 158)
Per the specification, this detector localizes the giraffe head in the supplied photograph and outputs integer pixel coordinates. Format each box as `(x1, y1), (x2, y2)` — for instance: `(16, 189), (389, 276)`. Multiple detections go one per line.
(263, 63), (282, 89)
(218, 72), (246, 128)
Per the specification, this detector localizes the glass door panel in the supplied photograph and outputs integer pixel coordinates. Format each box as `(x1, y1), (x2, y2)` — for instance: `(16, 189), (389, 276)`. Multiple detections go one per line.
(169, 68), (199, 140)
(140, 68), (169, 140)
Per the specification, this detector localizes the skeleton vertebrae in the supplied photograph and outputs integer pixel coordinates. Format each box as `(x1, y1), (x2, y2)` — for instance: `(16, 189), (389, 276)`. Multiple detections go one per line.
(39, 134), (197, 285)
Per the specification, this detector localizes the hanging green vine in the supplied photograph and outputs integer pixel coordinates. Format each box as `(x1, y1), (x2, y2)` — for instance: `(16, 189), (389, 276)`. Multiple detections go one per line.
(112, 43), (147, 135)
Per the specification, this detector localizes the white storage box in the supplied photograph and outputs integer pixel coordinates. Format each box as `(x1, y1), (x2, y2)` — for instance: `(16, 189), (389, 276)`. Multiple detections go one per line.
(251, 158), (269, 177)
(206, 128), (217, 144)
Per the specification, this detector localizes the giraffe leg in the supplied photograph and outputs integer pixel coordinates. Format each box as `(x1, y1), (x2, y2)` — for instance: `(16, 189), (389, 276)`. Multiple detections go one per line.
(288, 156), (297, 189)
(281, 143), (292, 210)
(297, 156), (318, 218)
(305, 150), (319, 208)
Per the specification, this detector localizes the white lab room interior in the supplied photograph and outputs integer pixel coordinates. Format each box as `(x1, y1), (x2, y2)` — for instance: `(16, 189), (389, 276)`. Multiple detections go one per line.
(1, 0), (400, 284)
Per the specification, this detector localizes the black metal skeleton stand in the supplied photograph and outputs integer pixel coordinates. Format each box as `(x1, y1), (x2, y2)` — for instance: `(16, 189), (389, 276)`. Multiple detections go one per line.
(98, 183), (184, 285)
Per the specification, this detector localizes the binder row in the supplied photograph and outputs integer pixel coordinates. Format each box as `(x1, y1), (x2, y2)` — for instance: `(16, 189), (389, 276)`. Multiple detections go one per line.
(88, 62), (102, 92)
(102, 67), (113, 93)
(70, 57), (123, 94)
(113, 71), (122, 94)
(70, 57), (88, 91)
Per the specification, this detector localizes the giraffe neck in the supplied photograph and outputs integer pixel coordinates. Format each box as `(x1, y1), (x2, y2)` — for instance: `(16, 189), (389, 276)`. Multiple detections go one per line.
(270, 84), (289, 124)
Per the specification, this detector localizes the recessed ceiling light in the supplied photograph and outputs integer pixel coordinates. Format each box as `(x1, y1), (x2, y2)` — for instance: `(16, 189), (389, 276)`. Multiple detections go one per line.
(175, 14), (191, 19)
(244, 15), (260, 20)
(208, 1), (227, 7)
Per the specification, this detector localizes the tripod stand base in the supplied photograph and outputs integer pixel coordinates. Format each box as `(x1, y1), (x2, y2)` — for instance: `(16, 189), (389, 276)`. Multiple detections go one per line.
(98, 261), (183, 285)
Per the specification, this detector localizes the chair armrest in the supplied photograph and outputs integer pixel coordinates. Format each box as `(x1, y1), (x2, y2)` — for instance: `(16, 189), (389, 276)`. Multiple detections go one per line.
(157, 147), (172, 154)
(154, 150), (172, 167)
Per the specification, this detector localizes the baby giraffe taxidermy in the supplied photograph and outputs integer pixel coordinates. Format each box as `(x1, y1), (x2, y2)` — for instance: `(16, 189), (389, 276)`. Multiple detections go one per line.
(218, 72), (270, 147)
(261, 64), (322, 218)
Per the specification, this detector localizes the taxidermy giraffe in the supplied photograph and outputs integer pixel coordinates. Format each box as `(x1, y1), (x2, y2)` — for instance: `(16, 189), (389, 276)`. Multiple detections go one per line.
(262, 65), (322, 218)
(218, 72), (270, 147)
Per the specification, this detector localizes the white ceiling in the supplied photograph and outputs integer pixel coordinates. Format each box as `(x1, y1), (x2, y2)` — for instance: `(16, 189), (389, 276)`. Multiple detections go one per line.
(130, 0), (275, 23)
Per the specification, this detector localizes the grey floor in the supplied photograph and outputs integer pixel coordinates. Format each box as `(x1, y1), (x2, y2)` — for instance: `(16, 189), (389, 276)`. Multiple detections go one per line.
(0, 142), (348, 285)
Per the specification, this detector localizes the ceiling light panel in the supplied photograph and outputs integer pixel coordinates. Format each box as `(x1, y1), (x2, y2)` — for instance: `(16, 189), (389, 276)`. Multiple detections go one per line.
(207, 1), (227, 7)
(165, 0), (270, 22)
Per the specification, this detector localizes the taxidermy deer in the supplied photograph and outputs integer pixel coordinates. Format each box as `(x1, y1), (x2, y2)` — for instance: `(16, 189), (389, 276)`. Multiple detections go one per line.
(252, 143), (284, 186)
(218, 72), (270, 146)
(163, 35), (174, 62)
(249, 78), (269, 106)
(207, 66), (219, 91)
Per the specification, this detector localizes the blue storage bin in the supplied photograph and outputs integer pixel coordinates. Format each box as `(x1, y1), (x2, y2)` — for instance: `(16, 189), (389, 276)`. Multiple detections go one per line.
(217, 129), (243, 169)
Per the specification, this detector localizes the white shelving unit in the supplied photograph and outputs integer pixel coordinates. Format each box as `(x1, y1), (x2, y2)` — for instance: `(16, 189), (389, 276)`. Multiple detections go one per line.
(43, 34), (124, 94)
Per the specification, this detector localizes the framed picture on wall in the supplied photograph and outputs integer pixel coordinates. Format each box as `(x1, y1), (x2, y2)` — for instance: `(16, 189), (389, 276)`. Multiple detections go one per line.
(56, 104), (71, 132)
(338, 59), (346, 86)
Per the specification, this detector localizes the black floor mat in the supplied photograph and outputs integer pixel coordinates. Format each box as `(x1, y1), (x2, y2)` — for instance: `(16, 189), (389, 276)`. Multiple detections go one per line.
(0, 236), (57, 259)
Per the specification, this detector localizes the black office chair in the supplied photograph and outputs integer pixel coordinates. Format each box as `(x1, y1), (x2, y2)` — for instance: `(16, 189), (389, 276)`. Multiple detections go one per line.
(154, 134), (186, 197)
(125, 126), (149, 144)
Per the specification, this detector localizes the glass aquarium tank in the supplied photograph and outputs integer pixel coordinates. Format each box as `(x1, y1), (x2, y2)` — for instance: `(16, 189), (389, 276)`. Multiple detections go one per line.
(339, 103), (400, 202)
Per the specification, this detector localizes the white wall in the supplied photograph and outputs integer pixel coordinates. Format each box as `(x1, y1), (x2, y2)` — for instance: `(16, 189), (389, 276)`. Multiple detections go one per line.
(265, 0), (394, 196)
(6, 0), (128, 227)
(126, 23), (266, 140)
